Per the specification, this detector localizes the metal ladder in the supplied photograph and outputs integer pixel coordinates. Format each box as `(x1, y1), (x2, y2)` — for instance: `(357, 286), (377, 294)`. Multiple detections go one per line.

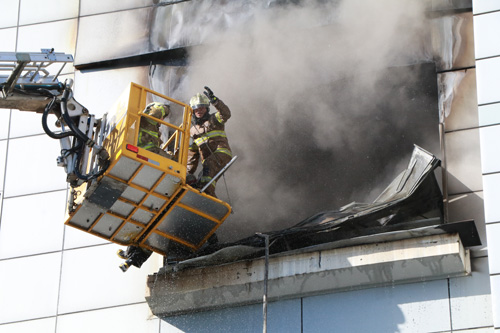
(0, 48), (73, 98)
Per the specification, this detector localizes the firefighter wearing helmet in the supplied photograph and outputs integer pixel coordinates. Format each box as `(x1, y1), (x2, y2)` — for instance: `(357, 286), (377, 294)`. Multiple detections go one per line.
(187, 86), (232, 197)
(138, 102), (170, 157)
(119, 102), (171, 272)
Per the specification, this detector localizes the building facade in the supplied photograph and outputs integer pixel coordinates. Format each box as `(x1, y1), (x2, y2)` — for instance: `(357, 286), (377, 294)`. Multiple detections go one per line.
(0, 1), (499, 332)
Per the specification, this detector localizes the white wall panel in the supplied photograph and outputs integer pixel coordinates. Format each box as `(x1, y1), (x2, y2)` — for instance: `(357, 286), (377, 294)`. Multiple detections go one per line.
(0, 1), (19, 28)
(8, 74), (73, 136)
(0, 317), (56, 333)
(302, 280), (451, 333)
(3, 135), (67, 197)
(0, 109), (10, 140)
(19, 0), (79, 26)
(479, 103), (500, 126)
(0, 252), (61, 324)
(0, 140), (7, 191)
(473, 0), (500, 14)
(0, 190), (66, 259)
(58, 243), (161, 314)
(56, 303), (159, 333)
(474, 11), (500, 59)
(461, 328), (496, 332)
(480, 124), (500, 174)
(75, 9), (151, 65)
(9, 105), (63, 138)
(160, 321), (185, 333)
(63, 225), (110, 249)
(0, 28), (17, 50)
(489, 275), (500, 328)
(73, 67), (149, 118)
(476, 57), (500, 105)
(486, 223), (500, 274)
(80, 0), (153, 16)
(449, 257), (493, 329)
(482, 173), (500, 223)
(16, 19), (77, 75)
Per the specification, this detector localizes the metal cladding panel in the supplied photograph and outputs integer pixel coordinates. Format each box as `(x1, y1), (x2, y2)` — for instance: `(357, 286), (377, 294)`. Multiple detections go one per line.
(180, 189), (230, 220)
(439, 69), (478, 132)
(109, 156), (141, 182)
(114, 222), (144, 243)
(432, 12), (475, 72)
(132, 164), (163, 190)
(157, 206), (218, 246)
(92, 214), (123, 238)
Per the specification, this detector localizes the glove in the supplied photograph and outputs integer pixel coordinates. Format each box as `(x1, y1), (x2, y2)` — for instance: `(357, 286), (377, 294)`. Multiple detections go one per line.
(186, 174), (198, 186)
(203, 86), (218, 104)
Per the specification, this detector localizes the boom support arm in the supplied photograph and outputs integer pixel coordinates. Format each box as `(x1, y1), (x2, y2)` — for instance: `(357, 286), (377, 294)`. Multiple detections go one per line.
(0, 49), (110, 188)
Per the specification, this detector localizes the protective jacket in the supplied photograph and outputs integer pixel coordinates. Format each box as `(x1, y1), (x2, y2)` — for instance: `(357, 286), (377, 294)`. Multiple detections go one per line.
(138, 106), (164, 151)
(187, 99), (232, 196)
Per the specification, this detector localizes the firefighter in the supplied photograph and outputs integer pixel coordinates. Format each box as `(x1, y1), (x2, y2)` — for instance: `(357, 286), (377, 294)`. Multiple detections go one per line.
(117, 102), (170, 272)
(138, 102), (170, 157)
(187, 86), (233, 197)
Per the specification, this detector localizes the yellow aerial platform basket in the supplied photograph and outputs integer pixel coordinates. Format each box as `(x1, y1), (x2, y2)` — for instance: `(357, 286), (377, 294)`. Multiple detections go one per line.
(65, 83), (232, 256)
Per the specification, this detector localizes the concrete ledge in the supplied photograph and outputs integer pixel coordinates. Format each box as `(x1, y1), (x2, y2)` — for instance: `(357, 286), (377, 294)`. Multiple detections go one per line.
(146, 233), (470, 317)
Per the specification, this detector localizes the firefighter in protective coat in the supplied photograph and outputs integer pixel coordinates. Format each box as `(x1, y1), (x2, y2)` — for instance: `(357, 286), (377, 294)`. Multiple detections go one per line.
(137, 102), (170, 157)
(118, 102), (170, 272)
(187, 86), (232, 197)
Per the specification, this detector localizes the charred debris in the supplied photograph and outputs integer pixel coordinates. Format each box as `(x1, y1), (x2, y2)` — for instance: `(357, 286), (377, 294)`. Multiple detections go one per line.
(162, 145), (480, 272)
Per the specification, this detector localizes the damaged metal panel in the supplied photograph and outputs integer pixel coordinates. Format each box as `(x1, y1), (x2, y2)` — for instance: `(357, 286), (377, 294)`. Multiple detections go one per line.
(74, 0), (475, 72)
(430, 10), (475, 71)
(438, 68), (478, 130)
(75, 1), (266, 66)
(151, 145), (466, 268)
(145, 145), (482, 317)
(213, 145), (445, 257)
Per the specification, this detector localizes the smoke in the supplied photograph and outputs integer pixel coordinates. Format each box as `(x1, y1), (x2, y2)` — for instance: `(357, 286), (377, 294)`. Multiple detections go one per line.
(155, 0), (439, 241)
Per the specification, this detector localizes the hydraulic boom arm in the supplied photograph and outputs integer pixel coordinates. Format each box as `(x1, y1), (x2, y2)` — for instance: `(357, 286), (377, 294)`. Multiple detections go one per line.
(0, 49), (110, 188)
(1, 49), (235, 272)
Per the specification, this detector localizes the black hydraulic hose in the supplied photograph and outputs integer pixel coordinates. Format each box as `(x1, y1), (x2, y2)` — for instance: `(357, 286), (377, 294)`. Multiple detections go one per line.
(42, 96), (75, 139)
(73, 143), (109, 181)
(50, 85), (110, 182)
(60, 88), (90, 144)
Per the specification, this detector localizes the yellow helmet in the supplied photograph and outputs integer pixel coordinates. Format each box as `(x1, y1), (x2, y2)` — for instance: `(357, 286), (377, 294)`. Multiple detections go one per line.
(145, 102), (169, 118)
(189, 93), (210, 109)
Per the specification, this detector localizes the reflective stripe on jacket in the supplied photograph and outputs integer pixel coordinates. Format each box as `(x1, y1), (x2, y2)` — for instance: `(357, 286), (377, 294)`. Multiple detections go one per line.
(138, 111), (162, 150)
(187, 99), (232, 174)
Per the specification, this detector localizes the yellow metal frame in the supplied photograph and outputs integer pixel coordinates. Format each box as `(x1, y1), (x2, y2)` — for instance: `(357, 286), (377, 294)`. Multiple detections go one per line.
(65, 83), (232, 256)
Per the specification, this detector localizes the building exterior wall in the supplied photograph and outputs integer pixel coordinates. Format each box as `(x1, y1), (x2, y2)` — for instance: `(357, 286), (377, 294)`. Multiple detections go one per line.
(0, 1), (498, 332)
(473, 0), (500, 330)
(0, 2), (163, 332)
